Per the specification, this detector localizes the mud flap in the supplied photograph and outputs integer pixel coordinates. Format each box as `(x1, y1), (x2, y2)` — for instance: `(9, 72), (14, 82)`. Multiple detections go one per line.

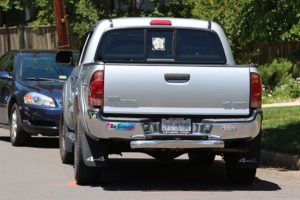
(225, 131), (261, 168)
(81, 132), (108, 167)
(235, 150), (261, 168)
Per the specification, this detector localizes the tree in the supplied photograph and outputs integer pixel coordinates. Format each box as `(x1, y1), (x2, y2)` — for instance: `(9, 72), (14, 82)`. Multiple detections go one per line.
(1, 0), (300, 62)
(190, 0), (300, 62)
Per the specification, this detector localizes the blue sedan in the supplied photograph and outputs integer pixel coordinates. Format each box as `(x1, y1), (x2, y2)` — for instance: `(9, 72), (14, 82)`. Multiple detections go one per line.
(0, 50), (77, 146)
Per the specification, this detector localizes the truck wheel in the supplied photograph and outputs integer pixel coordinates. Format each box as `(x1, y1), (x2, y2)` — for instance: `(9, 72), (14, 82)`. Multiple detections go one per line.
(59, 112), (73, 164)
(10, 104), (30, 146)
(74, 114), (102, 185)
(188, 152), (215, 166)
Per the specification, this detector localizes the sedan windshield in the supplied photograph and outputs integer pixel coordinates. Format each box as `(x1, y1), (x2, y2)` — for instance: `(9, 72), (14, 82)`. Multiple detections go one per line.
(18, 52), (74, 80)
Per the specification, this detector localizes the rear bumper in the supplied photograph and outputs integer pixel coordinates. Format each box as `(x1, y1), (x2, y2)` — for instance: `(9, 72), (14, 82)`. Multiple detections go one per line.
(20, 105), (60, 136)
(130, 140), (224, 149)
(84, 109), (262, 148)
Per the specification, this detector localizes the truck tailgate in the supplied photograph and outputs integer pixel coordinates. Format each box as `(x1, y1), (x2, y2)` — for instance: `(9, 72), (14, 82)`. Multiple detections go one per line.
(103, 64), (250, 116)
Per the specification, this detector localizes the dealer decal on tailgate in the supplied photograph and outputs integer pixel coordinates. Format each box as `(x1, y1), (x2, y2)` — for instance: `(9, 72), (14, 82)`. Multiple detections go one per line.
(105, 122), (137, 131)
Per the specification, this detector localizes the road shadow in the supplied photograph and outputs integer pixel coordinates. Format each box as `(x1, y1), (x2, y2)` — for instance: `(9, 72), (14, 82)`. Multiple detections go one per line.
(26, 137), (59, 149)
(0, 136), (10, 142)
(97, 158), (281, 192)
(0, 135), (58, 149)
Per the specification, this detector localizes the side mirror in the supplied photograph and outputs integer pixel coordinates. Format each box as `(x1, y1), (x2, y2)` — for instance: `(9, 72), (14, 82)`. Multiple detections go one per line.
(56, 51), (74, 65)
(0, 71), (12, 80)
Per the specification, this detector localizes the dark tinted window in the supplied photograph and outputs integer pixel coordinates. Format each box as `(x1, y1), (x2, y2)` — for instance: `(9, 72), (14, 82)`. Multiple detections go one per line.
(5, 53), (14, 73)
(176, 30), (226, 63)
(95, 28), (226, 64)
(0, 52), (14, 72)
(18, 53), (74, 80)
(97, 29), (144, 62)
(0, 53), (9, 71)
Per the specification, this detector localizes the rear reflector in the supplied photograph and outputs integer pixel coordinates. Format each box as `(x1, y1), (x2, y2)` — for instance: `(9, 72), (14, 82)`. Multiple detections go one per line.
(250, 72), (262, 108)
(150, 20), (172, 25)
(88, 70), (104, 107)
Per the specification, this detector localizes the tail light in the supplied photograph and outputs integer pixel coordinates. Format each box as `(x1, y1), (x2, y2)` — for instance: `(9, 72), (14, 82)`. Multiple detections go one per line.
(250, 72), (262, 108)
(88, 70), (104, 107)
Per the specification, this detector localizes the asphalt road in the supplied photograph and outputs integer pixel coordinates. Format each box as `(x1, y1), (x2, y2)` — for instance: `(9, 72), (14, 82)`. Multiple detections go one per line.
(1, 128), (300, 200)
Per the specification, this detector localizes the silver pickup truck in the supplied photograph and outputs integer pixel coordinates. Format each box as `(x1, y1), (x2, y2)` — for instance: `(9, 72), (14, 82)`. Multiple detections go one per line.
(57, 17), (262, 185)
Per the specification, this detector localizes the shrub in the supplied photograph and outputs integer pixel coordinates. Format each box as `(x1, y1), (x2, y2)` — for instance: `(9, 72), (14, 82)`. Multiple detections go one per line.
(258, 59), (299, 90)
(262, 77), (300, 103)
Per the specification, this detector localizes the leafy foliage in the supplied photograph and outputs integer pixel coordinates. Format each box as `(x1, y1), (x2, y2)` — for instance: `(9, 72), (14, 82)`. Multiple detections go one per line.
(69, 0), (100, 37)
(189, 0), (300, 63)
(262, 78), (300, 104)
(259, 59), (299, 89)
(1, 0), (300, 62)
(259, 59), (300, 103)
(239, 0), (300, 43)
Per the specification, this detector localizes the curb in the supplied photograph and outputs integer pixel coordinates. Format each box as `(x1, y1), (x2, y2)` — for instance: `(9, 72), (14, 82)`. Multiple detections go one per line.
(261, 150), (300, 170)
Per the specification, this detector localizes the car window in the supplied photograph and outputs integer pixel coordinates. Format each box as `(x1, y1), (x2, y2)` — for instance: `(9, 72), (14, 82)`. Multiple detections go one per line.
(97, 29), (144, 62)
(18, 52), (75, 80)
(3, 53), (15, 73)
(0, 54), (7, 71)
(95, 28), (226, 64)
(176, 29), (226, 63)
(0, 52), (13, 72)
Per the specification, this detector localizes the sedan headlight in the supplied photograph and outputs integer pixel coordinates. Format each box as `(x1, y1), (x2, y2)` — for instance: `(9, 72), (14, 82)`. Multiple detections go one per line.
(24, 92), (56, 107)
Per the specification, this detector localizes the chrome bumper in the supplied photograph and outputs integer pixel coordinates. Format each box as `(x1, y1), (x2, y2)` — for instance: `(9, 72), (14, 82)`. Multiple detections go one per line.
(84, 109), (262, 145)
(130, 140), (224, 149)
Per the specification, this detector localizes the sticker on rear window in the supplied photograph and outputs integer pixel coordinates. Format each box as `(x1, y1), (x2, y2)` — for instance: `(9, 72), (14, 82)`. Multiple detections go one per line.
(152, 37), (165, 51)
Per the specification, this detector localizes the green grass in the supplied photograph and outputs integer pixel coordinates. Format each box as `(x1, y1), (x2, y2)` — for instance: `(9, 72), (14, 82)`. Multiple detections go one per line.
(262, 95), (293, 104)
(262, 106), (300, 155)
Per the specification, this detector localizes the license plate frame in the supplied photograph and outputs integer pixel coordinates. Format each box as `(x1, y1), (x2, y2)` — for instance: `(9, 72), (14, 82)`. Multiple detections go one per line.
(161, 118), (192, 134)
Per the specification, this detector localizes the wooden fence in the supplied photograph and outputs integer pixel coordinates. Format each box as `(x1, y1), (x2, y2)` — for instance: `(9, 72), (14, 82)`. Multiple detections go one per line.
(247, 42), (300, 64)
(0, 25), (80, 56)
(0, 25), (300, 64)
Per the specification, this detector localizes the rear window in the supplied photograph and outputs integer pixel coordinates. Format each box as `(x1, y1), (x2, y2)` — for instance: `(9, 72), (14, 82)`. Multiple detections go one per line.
(96, 28), (226, 64)
(96, 29), (144, 62)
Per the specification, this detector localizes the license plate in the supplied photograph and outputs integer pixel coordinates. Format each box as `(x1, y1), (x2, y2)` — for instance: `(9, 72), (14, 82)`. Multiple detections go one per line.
(161, 118), (191, 134)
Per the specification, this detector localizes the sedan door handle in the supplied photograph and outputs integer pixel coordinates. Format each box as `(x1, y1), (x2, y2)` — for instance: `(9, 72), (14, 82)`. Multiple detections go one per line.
(164, 73), (190, 83)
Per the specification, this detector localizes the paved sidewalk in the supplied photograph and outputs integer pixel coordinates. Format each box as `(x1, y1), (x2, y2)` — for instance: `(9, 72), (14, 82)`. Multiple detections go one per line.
(263, 99), (300, 108)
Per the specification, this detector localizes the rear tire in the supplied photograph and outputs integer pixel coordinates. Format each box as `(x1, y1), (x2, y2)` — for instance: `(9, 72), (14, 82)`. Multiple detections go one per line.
(10, 104), (30, 146)
(188, 152), (215, 166)
(59, 112), (74, 164)
(74, 114), (102, 185)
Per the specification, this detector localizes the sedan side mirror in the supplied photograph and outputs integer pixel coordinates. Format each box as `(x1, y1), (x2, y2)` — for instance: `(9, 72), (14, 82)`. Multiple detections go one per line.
(56, 51), (74, 65)
(0, 71), (12, 80)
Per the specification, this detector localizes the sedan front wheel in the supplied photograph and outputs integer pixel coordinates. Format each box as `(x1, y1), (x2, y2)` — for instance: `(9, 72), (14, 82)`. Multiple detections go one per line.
(10, 104), (30, 146)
